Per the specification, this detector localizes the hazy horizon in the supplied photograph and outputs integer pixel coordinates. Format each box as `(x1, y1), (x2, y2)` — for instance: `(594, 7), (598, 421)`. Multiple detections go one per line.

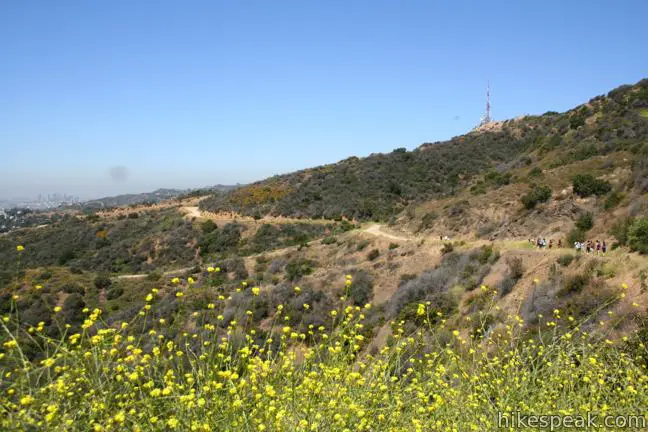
(2, 1), (647, 200)
(0, 166), (246, 201)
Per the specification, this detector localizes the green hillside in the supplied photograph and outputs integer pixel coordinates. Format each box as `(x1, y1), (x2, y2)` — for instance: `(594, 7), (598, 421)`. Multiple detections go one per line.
(200, 79), (648, 221)
(3, 79), (648, 431)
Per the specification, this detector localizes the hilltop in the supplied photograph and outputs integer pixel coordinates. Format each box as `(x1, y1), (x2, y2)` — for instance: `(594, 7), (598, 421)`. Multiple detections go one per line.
(200, 79), (648, 224)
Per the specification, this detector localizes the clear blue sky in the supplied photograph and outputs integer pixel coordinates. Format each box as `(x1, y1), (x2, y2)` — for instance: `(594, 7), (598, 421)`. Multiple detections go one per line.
(1, 1), (647, 200)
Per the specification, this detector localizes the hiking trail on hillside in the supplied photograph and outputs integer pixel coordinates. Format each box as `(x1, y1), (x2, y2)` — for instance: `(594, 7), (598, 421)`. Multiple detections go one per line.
(362, 224), (414, 242)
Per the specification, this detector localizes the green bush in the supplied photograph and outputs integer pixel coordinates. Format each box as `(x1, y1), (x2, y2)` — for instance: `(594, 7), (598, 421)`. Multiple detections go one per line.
(346, 270), (374, 306)
(569, 107), (590, 129)
(440, 243), (454, 255)
(356, 240), (370, 251)
(337, 220), (355, 232)
(418, 211), (439, 231)
(476, 223), (496, 239)
(198, 222), (242, 255)
(528, 167), (543, 177)
(543, 134), (561, 151)
(321, 236), (337, 245)
(557, 254), (575, 267)
(58, 249), (76, 266)
(521, 185), (552, 209)
(223, 257), (249, 280)
(94, 275), (112, 290)
(499, 275), (517, 297)
(477, 245), (495, 264)
(559, 273), (590, 297)
(62, 283), (84, 295)
(201, 220), (218, 234)
(484, 170), (512, 187)
(506, 257), (525, 281)
(367, 249), (380, 261)
(61, 293), (86, 328)
(106, 286), (125, 300)
(628, 217), (648, 254)
(572, 174), (612, 197)
(285, 258), (316, 281)
(575, 212), (594, 231)
(567, 228), (587, 245)
(388, 243), (399, 250)
(147, 272), (162, 281)
(604, 191), (625, 209)
(610, 217), (634, 246)
(37, 270), (53, 281)
(470, 182), (486, 196)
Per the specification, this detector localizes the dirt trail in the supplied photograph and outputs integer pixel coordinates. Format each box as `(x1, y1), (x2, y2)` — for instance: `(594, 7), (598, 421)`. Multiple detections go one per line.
(114, 266), (196, 281)
(181, 206), (332, 225)
(112, 223), (437, 280)
(362, 224), (415, 242)
(182, 206), (202, 219)
(110, 223), (586, 285)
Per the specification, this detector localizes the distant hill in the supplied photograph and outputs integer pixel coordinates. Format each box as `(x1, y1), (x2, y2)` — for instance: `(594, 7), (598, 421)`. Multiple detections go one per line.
(78, 185), (239, 210)
(200, 79), (648, 221)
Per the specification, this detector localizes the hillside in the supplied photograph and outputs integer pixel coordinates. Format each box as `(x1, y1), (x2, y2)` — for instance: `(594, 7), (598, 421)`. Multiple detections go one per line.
(2, 78), (648, 336)
(3, 79), (648, 430)
(200, 79), (648, 222)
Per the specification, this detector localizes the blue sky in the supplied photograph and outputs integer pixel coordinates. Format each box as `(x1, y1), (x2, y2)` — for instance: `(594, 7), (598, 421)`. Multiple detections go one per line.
(1, 1), (647, 199)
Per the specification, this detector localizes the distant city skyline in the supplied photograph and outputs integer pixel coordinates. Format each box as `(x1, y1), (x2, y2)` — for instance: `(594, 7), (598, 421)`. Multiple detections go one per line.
(0, 188), (169, 203)
(2, 1), (647, 198)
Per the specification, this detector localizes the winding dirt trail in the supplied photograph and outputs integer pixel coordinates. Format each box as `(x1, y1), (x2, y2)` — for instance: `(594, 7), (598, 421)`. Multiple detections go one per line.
(362, 224), (414, 242)
(182, 206), (202, 219)
(113, 266), (196, 281)
(114, 222), (415, 280)
(181, 206), (332, 225)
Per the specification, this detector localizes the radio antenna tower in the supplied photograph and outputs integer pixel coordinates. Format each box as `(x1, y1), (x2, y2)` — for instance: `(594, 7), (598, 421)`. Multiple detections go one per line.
(479, 82), (492, 126)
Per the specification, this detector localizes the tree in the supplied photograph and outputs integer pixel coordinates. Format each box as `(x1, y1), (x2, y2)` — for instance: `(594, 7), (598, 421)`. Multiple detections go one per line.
(628, 218), (648, 254)
(201, 220), (217, 234)
(567, 228), (586, 245)
(575, 213), (594, 231)
(521, 185), (552, 209)
(611, 217), (634, 246)
(367, 249), (380, 261)
(572, 174), (612, 197)
(94, 274), (112, 290)
(58, 249), (76, 266)
(347, 270), (374, 306)
(62, 293), (86, 327)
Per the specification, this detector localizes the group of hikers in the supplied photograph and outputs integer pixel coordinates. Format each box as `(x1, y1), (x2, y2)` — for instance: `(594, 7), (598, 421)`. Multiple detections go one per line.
(530, 238), (561, 249)
(528, 237), (607, 255)
(574, 239), (607, 255)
